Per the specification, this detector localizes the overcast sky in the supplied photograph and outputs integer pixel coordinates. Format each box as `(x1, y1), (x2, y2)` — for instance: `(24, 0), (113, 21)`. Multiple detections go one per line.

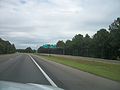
(0, 0), (120, 49)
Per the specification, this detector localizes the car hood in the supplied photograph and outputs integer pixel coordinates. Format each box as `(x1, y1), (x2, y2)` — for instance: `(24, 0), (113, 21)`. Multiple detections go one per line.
(0, 81), (64, 90)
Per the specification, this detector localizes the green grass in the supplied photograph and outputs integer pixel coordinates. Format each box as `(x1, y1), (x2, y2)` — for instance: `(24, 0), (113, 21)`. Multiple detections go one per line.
(36, 54), (120, 82)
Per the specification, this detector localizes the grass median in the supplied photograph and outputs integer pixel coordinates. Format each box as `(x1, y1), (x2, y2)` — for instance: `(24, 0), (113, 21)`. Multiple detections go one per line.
(35, 54), (120, 82)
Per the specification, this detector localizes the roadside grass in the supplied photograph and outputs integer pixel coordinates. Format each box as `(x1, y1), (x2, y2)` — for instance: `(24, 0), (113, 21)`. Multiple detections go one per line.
(35, 54), (120, 82)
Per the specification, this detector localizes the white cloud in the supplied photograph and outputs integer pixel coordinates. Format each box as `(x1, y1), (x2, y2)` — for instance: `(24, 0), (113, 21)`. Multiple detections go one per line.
(0, 0), (120, 49)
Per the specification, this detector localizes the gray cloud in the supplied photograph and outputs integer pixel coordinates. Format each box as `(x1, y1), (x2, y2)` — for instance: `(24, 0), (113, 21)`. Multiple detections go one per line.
(0, 0), (120, 49)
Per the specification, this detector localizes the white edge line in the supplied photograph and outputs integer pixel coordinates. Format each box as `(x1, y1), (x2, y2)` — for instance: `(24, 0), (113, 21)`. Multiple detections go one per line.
(29, 55), (58, 87)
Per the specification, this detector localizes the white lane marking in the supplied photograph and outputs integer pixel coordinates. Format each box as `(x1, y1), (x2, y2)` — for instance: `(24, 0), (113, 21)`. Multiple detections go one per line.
(29, 55), (58, 87)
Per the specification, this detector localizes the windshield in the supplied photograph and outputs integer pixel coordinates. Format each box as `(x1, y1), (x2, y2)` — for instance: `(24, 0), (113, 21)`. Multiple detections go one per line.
(0, 0), (120, 90)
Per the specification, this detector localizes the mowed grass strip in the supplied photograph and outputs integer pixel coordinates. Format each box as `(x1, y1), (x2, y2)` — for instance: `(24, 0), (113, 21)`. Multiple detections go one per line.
(38, 54), (120, 82)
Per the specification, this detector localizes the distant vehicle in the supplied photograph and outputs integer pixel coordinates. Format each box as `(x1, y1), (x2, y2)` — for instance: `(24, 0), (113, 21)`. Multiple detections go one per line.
(0, 81), (64, 90)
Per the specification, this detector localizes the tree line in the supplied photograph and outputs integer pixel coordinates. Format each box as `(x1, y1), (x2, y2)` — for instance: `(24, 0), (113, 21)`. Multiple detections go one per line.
(0, 38), (35, 54)
(16, 47), (36, 53)
(38, 17), (120, 60)
(0, 38), (16, 54)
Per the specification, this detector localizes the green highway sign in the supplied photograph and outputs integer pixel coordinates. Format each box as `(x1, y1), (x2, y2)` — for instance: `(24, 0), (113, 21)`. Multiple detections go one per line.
(42, 44), (57, 49)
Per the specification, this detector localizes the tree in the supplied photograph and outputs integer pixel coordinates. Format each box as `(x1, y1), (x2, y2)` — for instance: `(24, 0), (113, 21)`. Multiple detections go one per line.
(8, 44), (16, 53)
(56, 40), (65, 54)
(25, 47), (33, 53)
(83, 34), (92, 56)
(109, 17), (120, 59)
(0, 43), (4, 54)
(65, 40), (73, 55)
(56, 40), (65, 48)
(16, 49), (26, 53)
(92, 29), (110, 58)
(72, 34), (84, 56)
(0, 38), (16, 54)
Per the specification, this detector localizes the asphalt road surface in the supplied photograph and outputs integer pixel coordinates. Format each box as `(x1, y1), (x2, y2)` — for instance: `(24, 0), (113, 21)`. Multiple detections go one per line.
(0, 53), (120, 90)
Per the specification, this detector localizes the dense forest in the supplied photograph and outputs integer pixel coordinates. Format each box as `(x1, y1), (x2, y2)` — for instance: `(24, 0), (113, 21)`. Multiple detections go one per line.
(0, 38), (16, 54)
(38, 17), (120, 60)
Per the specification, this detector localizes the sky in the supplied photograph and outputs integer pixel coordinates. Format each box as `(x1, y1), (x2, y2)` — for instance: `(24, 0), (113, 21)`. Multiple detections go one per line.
(0, 0), (120, 49)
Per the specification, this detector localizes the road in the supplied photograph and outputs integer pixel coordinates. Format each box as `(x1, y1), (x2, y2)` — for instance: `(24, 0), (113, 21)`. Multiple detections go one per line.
(0, 53), (120, 90)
